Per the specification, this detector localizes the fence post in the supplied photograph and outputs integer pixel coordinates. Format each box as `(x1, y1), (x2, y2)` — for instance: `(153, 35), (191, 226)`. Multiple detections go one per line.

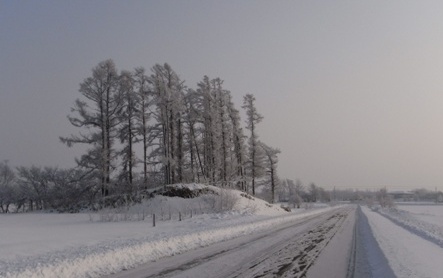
(179, 212), (182, 221)
(153, 214), (156, 227)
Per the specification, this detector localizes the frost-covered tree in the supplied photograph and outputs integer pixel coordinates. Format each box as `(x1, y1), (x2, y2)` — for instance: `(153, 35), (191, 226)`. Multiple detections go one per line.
(318, 187), (330, 202)
(294, 179), (306, 200)
(0, 161), (16, 213)
(59, 59), (271, 198)
(133, 67), (151, 186)
(194, 76), (245, 187)
(376, 188), (394, 208)
(170, 75), (247, 188)
(226, 94), (247, 190)
(117, 70), (139, 188)
(16, 166), (94, 212)
(286, 179), (304, 208)
(260, 142), (280, 203)
(149, 63), (185, 185)
(309, 183), (318, 202)
(242, 94), (264, 195)
(16, 166), (53, 210)
(214, 79), (230, 185)
(183, 89), (204, 182)
(198, 76), (219, 183)
(60, 59), (123, 196)
(197, 76), (224, 184)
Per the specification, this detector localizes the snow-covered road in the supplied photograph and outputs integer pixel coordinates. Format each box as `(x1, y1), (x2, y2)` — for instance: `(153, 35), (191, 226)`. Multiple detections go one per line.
(108, 206), (355, 278)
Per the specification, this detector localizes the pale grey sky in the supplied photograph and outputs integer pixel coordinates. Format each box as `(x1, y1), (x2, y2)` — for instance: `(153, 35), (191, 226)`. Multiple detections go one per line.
(2, 1), (443, 190)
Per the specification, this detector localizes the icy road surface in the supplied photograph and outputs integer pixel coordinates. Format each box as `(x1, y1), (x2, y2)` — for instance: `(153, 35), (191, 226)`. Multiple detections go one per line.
(108, 206), (355, 278)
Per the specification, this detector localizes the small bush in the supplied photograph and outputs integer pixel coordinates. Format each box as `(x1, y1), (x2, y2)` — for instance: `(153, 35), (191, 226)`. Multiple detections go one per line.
(203, 188), (239, 212)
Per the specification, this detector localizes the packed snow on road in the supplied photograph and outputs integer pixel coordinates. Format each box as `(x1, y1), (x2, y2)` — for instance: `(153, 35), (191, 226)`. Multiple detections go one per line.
(2, 184), (443, 278)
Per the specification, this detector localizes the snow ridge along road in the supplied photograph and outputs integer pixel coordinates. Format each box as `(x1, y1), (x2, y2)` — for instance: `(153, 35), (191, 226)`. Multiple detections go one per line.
(109, 206), (355, 278)
(376, 206), (443, 248)
(361, 205), (443, 278)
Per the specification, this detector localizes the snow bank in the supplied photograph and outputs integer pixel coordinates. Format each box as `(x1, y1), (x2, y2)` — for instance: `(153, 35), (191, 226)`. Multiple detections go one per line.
(375, 207), (443, 248)
(362, 206), (443, 277)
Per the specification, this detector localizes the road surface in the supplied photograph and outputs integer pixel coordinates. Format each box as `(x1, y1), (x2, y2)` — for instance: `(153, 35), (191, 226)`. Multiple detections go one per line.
(108, 206), (356, 278)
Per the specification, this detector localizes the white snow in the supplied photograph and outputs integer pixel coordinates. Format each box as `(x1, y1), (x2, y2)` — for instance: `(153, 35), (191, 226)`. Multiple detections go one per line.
(16, 184), (443, 278)
(0, 184), (338, 278)
(397, 204), (443, 229)
(362, 206), (443, 278)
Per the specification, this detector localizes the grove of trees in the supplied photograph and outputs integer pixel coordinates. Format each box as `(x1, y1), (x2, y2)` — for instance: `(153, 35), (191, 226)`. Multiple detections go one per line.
(1, 60), (284, 212)
(6, 59), (426, 213)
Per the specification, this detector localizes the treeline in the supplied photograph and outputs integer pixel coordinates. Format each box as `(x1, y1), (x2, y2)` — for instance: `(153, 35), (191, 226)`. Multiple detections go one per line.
(0, 60), (281, 212)
(277, 179), (331, 208)
(0, 162), (96, 212)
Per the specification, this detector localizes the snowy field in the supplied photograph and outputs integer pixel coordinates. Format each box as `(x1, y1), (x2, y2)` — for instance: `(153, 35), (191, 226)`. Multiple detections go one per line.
(362, 204), (443, 277)
(6, 183), (443, 278)
(397, 203), (443, 228)
(0, 185), (337, 278)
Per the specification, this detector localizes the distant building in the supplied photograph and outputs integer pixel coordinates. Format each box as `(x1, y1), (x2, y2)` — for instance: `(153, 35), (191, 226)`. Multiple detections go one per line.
(388, 191), (414, 202)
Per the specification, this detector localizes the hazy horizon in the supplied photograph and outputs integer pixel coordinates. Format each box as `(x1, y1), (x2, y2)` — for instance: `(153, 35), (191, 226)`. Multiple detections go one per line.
(2, 1), (443, 191)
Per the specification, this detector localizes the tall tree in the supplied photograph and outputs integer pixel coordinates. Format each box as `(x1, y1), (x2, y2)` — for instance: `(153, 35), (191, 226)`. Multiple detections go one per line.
(0, 161), (16, 213)
(149, 63), (185, 185)
(287, 179), (304, 208)
(183, 89), (206, 183)
(212, 78), (231, 185)
(133, 67), (151, 186)
(197, 76), (240, 186)
(226, 94), (246, 190)
(118, 70), (139, 188)
(198, 76), (215, 183)
(60, 59), (122, 196)
(260, 142), (280, 203)
(309, 183), (318, 202)
(242, 94), (264, 195)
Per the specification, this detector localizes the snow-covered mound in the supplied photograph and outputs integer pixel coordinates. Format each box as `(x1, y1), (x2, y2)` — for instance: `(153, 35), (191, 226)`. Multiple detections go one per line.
(203, 183), (287, 215)
(0, 184), (331, 278)
(142, 183), (287, 217)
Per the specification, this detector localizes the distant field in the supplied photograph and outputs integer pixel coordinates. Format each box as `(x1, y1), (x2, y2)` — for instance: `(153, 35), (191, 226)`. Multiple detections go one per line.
(397, 204), (443, 228)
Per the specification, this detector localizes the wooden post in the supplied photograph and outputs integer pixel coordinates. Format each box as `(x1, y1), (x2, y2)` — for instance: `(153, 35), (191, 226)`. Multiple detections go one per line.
(179, 212), (182, 221)
(153, 214), (156, 227)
